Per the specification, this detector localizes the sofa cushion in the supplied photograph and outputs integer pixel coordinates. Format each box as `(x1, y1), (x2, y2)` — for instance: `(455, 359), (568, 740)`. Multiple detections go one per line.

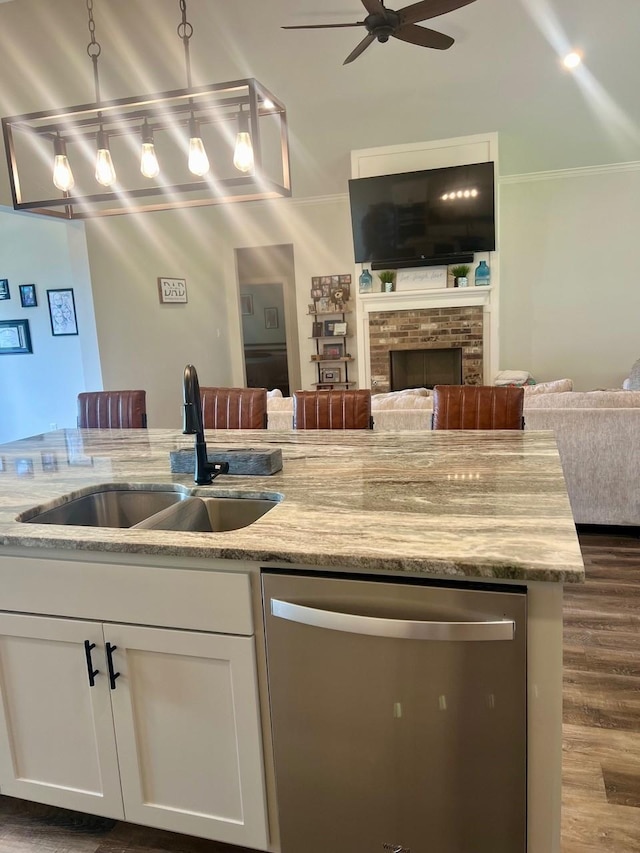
(625, 358), (640, 390)
(524, 390), (640, 409)
(524, 378), (573, 395)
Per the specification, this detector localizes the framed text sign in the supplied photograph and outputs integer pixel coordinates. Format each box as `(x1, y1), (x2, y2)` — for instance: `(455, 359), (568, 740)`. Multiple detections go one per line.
(396, 267), (448, 291)
(158, 277), (188, 303)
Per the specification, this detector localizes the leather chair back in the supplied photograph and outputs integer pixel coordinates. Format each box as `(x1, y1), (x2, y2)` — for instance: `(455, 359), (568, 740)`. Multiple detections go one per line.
(200, 387), (268, 429)
(432, 385), (525, 430)
(77, 390), (147, 429)
(293, 390), (373, 430)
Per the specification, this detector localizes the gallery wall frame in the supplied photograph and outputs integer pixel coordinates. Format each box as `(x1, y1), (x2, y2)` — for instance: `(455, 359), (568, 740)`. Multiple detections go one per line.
(265, 307), (279, 329)
(0, 279), (10, 300)
(19, 284), (37, 307)
(240, 294), (254, 316)
(0, 319), (32, 354)
(47, 288), (78, 336)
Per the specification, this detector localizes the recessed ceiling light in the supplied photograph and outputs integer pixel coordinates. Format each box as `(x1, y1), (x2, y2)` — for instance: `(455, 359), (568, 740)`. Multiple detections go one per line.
(563, 52), (582, 69)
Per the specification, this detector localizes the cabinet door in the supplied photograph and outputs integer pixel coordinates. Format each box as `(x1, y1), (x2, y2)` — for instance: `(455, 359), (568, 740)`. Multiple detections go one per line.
(0, 613), (124, 818)
(106, 624), (269, 850)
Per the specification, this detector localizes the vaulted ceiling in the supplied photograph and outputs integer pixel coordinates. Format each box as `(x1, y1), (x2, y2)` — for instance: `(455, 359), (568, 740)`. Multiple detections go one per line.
(0, 0), (638, 202)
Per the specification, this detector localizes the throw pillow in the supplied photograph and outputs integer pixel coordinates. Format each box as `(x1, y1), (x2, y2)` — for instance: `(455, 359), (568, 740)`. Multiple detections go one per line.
(626, 358), (640, 390)
(524, 379), (573, 395)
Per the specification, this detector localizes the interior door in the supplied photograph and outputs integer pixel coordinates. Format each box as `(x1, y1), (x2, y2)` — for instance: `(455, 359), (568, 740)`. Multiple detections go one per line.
(106, 623), (269, 850)
(0, 613), (124, 818)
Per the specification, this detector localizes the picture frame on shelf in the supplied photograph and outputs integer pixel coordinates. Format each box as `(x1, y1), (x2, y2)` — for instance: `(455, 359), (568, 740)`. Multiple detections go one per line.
(240, 294), (254, 315)
(265, 307), (279, 329)
(320, 367), (341, 383)
(317, 297), (331, 313)
(47, 288), (78, 336)
(0, 279), (10, 300)
(157, 277), (187, 304)
(333, 321), (347, 336)
(323, 320), (335, 336)
(312, 321), (324, 338)
(19, 284), (37, 307)
(0, 319), (33, 354)
(308, 303), (316, 314)
(322, 342), (344, 359)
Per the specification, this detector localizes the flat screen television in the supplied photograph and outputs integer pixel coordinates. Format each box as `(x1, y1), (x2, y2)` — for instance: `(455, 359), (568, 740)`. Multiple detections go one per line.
(348, 161), (495, 267)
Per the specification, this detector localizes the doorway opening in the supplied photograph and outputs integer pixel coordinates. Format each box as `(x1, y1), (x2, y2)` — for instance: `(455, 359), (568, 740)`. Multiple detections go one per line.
(236, 246), (301, 396)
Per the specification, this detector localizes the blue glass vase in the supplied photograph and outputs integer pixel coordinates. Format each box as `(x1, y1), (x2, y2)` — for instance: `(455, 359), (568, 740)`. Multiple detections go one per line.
(474, 260), (491, 287)
(359, 268), (373, 293)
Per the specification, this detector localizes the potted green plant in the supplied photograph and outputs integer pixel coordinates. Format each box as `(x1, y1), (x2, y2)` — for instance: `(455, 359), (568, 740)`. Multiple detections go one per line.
(451, 264), (470, 288)
(378, 270), (396, 292)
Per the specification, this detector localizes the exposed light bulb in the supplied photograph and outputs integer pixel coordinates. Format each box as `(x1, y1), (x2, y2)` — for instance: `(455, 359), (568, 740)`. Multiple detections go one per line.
(463, 189), (470, 197)
(470, 189), (478, 197)
(442, 193), (449, 200)
(261, 98), (275, 110)
(563, 51), (582, 69)
(52, 137), (74, 192)
(140, 122), (159, 178)
(188, 117), (209, 176)
(140, 143), (160, 178)
(233, 111), (254, 173)
(95, 129), (116, 187)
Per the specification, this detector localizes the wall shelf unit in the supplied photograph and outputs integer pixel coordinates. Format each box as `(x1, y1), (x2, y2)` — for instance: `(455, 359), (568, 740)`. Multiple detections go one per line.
(308, 302), (355, 389)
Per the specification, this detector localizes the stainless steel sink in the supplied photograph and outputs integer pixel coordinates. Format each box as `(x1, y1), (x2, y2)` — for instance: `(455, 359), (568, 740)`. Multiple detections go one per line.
(22, 486), (190, 528)
(19, 483), (281, 532)
(131, 496), (278, 532)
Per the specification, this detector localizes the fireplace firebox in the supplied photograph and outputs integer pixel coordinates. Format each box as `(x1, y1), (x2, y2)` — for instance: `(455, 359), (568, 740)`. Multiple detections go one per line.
(390, 348), (463, 391)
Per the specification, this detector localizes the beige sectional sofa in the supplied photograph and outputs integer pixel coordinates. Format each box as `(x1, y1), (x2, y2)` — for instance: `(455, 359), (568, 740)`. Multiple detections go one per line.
(266, 387), (640, 527)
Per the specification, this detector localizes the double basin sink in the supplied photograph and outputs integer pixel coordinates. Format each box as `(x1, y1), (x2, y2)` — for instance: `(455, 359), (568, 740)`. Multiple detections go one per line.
(20, 484), (282, 533)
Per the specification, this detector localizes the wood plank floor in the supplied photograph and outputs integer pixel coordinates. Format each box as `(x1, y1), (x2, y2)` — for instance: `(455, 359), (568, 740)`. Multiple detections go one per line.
(0, 527), (638, 852)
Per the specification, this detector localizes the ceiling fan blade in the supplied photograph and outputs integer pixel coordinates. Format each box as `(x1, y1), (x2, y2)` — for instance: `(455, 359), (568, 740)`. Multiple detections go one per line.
(360, 0), (386, 15)
(282, 22), (364, 29)
(343, 33), (376, 64)
(392, 23), (454, 49)
(399, 0), (476, 26)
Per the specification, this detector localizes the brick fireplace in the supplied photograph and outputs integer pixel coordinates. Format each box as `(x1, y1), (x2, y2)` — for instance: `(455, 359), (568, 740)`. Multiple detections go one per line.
(368, 306), (484, 392)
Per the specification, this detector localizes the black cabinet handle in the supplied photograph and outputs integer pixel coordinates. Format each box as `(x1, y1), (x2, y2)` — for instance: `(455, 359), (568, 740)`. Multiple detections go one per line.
(84, 640), (99, 687)
(105, 642), (121, 690)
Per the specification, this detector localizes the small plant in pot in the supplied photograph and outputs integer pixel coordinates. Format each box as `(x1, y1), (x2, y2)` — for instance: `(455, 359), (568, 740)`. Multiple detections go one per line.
(378, 270), (396, 292)
(451, 264), (470, 288)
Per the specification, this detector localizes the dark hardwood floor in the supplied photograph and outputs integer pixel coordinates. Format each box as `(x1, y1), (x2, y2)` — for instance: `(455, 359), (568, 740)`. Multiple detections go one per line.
(0, 527), (638, 852)
(562, 527), (640, 853)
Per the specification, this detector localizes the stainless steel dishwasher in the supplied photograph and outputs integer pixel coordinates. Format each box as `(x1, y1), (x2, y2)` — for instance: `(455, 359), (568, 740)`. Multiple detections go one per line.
(262, 571), (527, 853)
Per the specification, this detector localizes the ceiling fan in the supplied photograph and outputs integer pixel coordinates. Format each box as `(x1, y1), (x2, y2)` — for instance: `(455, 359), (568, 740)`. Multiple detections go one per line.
(282, 0), (477, 64)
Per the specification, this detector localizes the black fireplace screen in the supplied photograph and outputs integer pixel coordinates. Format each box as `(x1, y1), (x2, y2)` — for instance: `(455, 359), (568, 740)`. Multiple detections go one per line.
(390, 348), (463, 390)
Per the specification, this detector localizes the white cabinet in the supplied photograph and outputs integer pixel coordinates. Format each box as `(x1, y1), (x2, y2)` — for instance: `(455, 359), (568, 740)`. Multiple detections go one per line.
(0, 561), (269, 851)
(0, 613), (123, 818)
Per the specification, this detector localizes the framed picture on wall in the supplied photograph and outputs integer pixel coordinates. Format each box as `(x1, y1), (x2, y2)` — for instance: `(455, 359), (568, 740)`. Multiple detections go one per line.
(265, 307), (279, 329)
(19, 284), (37, 307)
(240, 294), (254, 315)
(158, 277), (187, 304)
(0, 279), (10, 300)
(47, 288), (78, 336)
(320, 367), (341, 383)
(0, 319), (32, 354)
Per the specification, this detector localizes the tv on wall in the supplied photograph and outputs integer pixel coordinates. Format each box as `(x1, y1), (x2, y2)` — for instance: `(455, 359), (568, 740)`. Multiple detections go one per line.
(348, 161), (495, 268)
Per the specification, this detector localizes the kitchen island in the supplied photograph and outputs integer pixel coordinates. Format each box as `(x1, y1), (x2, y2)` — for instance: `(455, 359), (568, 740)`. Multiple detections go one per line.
(0, 428), (584, 853)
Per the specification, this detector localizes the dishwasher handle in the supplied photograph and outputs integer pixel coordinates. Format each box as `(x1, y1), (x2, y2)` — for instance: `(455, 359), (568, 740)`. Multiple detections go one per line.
(271, 598), (515, 642)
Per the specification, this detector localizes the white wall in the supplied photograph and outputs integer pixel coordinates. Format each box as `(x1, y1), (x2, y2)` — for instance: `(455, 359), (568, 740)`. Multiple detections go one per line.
(500, 164), (640, 390)
(0, 207), (100, 443)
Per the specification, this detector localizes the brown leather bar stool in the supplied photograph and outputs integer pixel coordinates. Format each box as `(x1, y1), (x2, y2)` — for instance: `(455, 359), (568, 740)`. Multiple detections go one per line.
(200, 387), (268, 429)
(432, 385), (525, 430)
(77, 390), (147, 428)
(293, 390), (373, 430)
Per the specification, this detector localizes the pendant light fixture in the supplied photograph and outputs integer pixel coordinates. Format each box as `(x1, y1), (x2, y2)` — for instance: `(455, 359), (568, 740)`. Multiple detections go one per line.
(233, 108), (254, 174)
(1, 0), (291, 218)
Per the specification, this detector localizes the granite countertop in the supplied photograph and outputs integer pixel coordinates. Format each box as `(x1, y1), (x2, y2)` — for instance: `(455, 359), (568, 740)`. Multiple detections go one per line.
(0, 428), (585, 583)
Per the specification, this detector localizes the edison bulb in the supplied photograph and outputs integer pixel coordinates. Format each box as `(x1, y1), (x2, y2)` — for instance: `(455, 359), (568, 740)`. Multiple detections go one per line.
(53, 155), (75, 192)
(188, 136), (210, 176)
(140, 142), (160, 178)
(233, 131), (254, 173)
(95, 148), (116, 187)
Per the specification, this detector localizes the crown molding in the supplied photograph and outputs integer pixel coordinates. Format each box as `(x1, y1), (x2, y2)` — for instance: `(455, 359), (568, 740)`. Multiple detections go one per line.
(500, 160), (640, 185)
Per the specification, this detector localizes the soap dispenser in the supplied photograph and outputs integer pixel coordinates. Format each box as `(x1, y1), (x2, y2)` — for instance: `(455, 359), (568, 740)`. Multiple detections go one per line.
(474, 260), (491, 287)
